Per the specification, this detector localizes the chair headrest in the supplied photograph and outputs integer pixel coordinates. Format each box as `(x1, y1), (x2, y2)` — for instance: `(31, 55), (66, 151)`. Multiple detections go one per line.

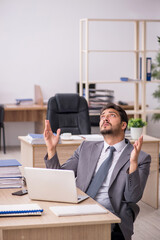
(55, 94), (80, 113)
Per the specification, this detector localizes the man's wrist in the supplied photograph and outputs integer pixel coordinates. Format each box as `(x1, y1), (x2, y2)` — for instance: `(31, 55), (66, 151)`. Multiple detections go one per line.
(47, 149), (56, 160)
(129, 162), (138, 174)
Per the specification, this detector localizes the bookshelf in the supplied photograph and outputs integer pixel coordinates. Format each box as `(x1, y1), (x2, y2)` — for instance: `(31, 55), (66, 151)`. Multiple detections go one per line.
(79, 19), (160, 133)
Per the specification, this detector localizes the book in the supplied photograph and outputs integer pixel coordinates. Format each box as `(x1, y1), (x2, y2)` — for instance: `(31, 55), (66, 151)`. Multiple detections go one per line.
(0, 159), (22, 189)
(50, 204), (108, 217)
(0, 203), (43, 216)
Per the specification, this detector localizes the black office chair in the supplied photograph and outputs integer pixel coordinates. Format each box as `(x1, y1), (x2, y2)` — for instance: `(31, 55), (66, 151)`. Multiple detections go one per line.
(46, 93), (91, 134)
(0, 105), (6, 154)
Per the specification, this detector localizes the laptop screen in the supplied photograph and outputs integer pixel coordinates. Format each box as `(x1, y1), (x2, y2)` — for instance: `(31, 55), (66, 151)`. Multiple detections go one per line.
(24, 167), (79, 203)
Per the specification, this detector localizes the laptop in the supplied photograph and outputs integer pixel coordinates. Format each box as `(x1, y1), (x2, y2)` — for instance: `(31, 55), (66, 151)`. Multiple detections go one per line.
(24, 167), (89, 203)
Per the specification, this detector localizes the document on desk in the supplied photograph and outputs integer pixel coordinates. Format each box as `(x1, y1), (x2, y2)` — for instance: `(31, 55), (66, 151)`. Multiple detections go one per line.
(0, 203), (43, 217)
(50, 204), (108, 217)
(27, 134), (45, 144)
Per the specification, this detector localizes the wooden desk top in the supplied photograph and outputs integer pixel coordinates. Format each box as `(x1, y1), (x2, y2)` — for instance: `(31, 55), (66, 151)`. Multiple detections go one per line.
(19, 134), (160, 147)
(4, 104), (47, 111)
(0, 189), (120, 230)
(18, 136), (84, 146)
(129, 134), (160, 143)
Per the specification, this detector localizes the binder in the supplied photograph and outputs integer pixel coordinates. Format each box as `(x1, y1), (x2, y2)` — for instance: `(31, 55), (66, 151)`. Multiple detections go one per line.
(146, 57), (152, 81)
(139, 57), (142, 80)
(0, 204), (43, 217)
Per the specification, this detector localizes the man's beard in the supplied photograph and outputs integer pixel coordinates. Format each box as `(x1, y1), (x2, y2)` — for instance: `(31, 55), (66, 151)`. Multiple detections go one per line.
(100, 129), (113, 135)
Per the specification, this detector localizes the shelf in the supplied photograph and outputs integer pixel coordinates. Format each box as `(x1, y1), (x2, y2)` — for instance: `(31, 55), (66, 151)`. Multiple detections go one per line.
(80, 19), (160, 23)
(82, 50), (139, 53)
(146, 109), (160, 114)
(125, 110), (143, 115)
(81, 50), (160, 53)
(146, 80), (160, 83)
(79, 18), (160, 134)
(81, 81), (140, 84)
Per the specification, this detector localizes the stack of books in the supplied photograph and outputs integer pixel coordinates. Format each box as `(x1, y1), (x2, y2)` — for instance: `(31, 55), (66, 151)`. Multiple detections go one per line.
(0, 159), (22, 188)
(89, 89), (114, 114)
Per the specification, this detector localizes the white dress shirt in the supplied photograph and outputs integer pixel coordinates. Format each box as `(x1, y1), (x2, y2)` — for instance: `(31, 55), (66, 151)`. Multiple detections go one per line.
(94, 139), (127, 211)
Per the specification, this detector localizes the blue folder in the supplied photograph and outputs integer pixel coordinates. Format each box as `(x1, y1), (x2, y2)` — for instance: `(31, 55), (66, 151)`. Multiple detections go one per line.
(0, 159), (21, 167)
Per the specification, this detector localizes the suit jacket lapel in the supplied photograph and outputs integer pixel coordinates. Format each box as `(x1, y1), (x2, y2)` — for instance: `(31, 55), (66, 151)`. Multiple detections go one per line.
(109, 142), (133, 188)
(86, 141), (104, 188)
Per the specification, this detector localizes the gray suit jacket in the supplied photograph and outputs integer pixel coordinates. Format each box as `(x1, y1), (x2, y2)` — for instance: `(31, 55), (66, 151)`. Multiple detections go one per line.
(44, 139), (151, 240)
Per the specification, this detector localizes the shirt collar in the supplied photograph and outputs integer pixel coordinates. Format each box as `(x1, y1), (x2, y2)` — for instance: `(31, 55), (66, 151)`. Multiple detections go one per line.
(104, 139), (126, 153)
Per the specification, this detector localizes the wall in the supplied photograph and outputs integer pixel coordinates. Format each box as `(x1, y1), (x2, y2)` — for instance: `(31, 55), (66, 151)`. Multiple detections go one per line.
(0, 0), (160, 146)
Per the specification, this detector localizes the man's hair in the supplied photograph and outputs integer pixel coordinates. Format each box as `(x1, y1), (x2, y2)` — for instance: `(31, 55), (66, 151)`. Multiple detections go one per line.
(100, 103), (128, 130)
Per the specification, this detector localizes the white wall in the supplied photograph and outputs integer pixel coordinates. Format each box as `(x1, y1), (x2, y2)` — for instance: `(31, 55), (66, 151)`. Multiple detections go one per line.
(0, 0), (160, 146)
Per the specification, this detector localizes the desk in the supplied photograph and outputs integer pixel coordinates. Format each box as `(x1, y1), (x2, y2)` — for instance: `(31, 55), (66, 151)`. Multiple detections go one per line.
(0, 189), (120, 240)
(4, 104), (47, 133)
(19, 135), (159, 209)
(19, 136), (84, 167)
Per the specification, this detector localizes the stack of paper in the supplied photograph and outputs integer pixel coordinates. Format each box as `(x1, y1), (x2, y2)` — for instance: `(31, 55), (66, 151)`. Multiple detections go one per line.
(0, 159), (22, 188)
(27, 134), (45, 144)
(89, 89), (114, 114)
(15, 98), (33, 105)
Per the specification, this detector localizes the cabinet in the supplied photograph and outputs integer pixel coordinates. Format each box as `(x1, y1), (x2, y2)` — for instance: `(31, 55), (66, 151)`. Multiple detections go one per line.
(79, 19), (160, 133)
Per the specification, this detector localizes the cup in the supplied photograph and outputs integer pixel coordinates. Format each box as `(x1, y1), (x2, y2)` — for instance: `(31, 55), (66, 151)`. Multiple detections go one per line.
(61, 133), (72, 140)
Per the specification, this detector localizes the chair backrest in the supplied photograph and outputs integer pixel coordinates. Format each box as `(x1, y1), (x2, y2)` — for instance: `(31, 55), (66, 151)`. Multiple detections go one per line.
(46, 93), (91, 134)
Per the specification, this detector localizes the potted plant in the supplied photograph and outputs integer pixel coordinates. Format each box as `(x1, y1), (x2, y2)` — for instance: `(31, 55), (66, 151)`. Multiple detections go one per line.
(128, 118), (147, 140)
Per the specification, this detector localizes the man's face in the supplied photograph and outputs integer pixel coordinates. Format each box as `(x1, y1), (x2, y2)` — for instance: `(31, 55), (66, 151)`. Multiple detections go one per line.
(99, 108), (126, 136)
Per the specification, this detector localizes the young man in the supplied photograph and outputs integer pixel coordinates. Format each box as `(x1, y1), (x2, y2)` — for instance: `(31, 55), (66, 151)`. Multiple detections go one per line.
(44, 103), (151, 240)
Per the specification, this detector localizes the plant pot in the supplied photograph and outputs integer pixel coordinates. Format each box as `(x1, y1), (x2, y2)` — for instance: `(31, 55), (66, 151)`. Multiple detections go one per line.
(130, 127), (143, 140)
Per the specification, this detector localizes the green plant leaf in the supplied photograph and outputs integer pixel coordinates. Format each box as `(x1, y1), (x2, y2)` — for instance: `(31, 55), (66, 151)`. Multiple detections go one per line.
(128, 118), (147, 128)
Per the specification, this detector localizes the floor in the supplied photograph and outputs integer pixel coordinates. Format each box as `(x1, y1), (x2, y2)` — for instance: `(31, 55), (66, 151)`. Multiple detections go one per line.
(0, 146), (160, 240)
